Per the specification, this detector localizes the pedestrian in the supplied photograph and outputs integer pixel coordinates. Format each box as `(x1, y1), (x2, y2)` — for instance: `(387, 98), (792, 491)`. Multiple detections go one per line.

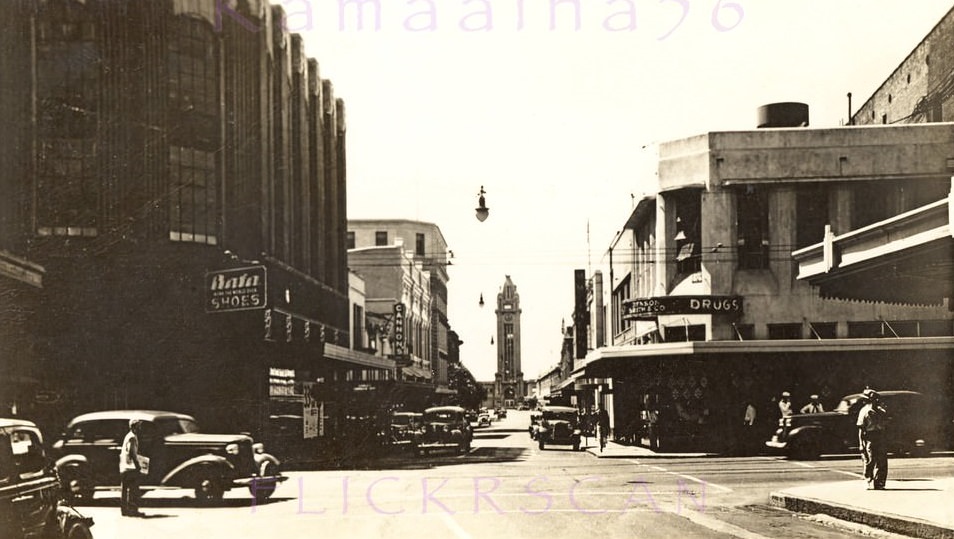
(778, 391), (794, 418)
(800, 394), (825, 414)
(857, 388), (888, 490)
(596, 405), (610, 452)
(120, 418), (146, 517)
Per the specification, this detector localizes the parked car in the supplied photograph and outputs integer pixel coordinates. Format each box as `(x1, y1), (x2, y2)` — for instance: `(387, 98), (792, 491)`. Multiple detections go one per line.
(415, 406), (472, 455)
(536, 406), (582, 451)
(51, 410), (287, 504)
(766, 390), (947, 460)
(388, 412), (423, 449)
(1, 418), (94, 539)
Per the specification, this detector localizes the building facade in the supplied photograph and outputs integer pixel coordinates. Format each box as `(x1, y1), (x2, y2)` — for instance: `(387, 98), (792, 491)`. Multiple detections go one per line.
(582, 119), (954, 452)
(347, 219), (455, 397)
(0, 0), (388, 466)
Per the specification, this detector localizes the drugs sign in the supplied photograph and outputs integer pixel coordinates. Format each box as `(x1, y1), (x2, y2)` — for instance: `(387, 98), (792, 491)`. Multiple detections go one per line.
(206, 265), (267, 312)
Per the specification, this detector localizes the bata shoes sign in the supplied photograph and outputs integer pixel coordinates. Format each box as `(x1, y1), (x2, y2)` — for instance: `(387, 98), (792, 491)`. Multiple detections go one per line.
(623, 296), (743, 320)
(206, 265), (267, 313)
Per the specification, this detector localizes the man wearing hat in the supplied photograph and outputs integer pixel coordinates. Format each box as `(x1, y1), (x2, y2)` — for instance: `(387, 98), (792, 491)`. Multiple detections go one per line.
(856, 389), (888, 490)
(778, 391), (794, 418)
(800, 394), (825, 414)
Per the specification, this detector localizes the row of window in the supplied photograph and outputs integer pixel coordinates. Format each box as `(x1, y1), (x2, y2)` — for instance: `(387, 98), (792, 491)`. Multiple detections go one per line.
(347, 231), (427, 256)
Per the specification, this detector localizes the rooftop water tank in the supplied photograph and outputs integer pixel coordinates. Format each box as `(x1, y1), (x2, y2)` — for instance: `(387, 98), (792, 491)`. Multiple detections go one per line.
(757, 102), (809, 128)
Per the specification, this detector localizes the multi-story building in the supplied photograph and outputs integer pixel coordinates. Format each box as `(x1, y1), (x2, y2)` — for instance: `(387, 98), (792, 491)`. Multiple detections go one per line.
(582, 111), (954, 452)
(347, 219), (455, 398)
(492, 276), (526, 408)
(0, 1), (393, 464)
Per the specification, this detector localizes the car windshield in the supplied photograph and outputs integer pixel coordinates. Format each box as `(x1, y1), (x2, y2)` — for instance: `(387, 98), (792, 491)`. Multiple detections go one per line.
(425, 411), (459, 422)
(391, 415), (417, 426)
(544, 411), (577, 422)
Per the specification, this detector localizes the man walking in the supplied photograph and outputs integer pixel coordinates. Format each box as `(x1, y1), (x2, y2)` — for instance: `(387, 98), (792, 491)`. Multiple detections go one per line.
(857, 389), (888, 490)
(120, 419), (146, 516)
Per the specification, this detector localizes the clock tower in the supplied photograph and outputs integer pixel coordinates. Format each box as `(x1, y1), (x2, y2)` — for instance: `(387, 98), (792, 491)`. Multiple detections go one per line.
(494, 276), (525, 407)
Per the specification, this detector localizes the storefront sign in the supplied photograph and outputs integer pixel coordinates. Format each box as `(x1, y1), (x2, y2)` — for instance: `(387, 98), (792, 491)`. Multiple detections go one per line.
(206, 265), (267, 313)
(623, 296), (743, 320)
(302, 382), (319, 439)
(392, 303), (406, 357)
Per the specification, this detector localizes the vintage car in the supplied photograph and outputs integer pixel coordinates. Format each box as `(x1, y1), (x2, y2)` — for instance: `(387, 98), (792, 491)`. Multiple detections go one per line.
(536, 406), (582, 451)
(388, 412), (423, 449)
(415, 406), (472, 455)
(52, 410), (287, 504)
(476, 412), (491, 428)
(1, 418), (94, 539)
(495, 408), (507, 419)
(766, 390), (947, 460)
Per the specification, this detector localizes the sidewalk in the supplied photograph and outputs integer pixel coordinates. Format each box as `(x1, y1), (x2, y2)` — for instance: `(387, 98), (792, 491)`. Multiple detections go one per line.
(771, 478), (954, 539)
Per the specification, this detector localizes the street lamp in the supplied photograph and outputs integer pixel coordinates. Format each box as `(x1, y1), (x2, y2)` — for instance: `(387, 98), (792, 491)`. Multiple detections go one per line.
(475, 186), (489, 222)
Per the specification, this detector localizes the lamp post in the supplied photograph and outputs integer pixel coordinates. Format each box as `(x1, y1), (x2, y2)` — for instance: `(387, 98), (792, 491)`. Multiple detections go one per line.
(475, 186), (489, 222)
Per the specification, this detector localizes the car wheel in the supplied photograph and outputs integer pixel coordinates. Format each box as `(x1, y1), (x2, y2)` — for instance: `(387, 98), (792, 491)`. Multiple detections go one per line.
(194, 473), (224, 504)
(572, 440), (580, 451)
(65, 521), (94, 539)
(538, 439), (545, 450)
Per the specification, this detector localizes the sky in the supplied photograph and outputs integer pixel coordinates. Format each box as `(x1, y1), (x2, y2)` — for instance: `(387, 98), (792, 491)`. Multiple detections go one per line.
(289, 1), (954, 381)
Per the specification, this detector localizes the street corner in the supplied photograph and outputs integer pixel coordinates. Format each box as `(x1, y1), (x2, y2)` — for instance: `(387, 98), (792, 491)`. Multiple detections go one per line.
(770, 478), (954, 539)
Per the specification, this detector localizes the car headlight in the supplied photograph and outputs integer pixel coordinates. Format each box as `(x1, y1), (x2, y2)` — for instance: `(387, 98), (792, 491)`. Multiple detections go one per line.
(226, 443), (240, 455)
(252, 442), (265, 454)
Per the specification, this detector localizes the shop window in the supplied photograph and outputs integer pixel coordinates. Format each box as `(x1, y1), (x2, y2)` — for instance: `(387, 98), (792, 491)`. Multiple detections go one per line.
(767, 323), (802, 340)
(807, 322), (837, 339)
(736, 186), (770, 269)
(375, 231), (388, 246)
(919, 320), (954, 337)
(847, 321), (885, 338)
(415, 233), (425, 256)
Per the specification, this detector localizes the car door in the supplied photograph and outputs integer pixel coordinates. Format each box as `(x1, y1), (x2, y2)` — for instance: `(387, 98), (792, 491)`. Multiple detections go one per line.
(62, 419), (128, 485)
(0, 427), (59, 539)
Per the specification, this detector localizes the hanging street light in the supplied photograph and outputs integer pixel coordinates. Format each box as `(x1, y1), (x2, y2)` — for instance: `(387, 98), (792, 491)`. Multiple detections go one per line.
(475, 186), (489, 222)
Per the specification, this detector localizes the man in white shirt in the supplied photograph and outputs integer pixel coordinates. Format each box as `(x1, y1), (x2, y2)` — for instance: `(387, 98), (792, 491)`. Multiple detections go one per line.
(778, 391), (794, 418)
(119, 419), (145, 517)
(800, 394), (825, 414)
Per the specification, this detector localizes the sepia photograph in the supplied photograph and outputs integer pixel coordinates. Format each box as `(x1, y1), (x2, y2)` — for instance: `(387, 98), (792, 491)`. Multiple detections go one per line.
(1, 1), (953, 538)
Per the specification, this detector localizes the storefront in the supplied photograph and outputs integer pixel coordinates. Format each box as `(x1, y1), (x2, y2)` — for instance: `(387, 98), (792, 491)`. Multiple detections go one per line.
(577, 338), (954, 453)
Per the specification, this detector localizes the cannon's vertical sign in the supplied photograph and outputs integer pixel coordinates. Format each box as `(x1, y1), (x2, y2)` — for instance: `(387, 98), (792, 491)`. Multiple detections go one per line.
(206, 265), (267, 312)
(392, 302), (406, 357)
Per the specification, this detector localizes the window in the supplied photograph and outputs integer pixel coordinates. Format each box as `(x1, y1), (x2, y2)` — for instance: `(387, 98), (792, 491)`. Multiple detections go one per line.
(732, 324), (755, 340)
(807, 322), (837, 339)
(352, 304), (364, 349)
(169, 146), (217, 244)
(612, 279), (632, 336)
(672, 190), (701, 275)
(35, 5), (101, 235)
(795, 185), (828, 249)
(768, 323), (802, 339)
(662, 324), (705, 343)
(737, 186), (770, 269)
(375, 231), (388, 246)
(415, 233), (425, 256)
(346, 231), (355, 249)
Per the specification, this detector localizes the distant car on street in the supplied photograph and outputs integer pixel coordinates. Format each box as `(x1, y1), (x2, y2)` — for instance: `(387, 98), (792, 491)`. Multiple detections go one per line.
(476, 412), (491, 428)
(388, 412), (423, 450)
(416, 406), (472, 455)
(529, 411), (543, 439)
(536, 406), (582, 451)
(0, 418), (94, 539)
(51, 410), (286, 504)
(766, 390), (948, 460)
(495, 408), (507, 419)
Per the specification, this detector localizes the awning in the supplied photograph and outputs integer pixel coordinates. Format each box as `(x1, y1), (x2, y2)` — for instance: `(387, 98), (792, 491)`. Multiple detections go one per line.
(323, 343), (396, 371)
(574, 336), (954, 378)
(402, 366), (432, 380)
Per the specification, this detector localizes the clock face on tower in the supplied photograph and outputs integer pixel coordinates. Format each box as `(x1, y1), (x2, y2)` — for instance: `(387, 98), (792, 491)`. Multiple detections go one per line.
(504, 314), (513, 322)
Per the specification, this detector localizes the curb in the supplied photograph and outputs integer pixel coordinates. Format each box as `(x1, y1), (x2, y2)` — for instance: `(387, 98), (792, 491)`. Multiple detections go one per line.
(769, 491), (954, 539)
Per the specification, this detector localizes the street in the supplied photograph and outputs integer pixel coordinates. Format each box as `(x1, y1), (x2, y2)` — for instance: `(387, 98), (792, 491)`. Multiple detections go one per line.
(69, 410), (954, 539)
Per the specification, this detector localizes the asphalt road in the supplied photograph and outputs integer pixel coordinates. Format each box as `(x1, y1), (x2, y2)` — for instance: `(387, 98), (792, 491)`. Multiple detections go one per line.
(72, 410), (954, 539)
